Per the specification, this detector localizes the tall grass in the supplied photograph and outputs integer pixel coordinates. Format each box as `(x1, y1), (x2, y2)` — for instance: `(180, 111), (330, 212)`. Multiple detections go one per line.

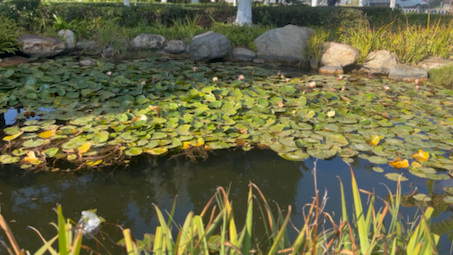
(332, 14), (453, 65)
(0, 164), (439, 254)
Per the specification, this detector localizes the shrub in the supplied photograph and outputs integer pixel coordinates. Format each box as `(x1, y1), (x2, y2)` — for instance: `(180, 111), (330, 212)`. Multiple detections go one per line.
(429, 64), (453, 88)
(0, 16), (23, 54)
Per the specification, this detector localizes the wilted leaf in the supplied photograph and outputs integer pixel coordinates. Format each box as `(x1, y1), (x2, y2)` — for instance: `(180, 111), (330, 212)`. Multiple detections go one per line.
(389, 158), (409, 169)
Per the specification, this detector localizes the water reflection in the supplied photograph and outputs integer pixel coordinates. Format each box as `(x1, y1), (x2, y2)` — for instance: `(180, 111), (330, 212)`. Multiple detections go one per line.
(0, 149), (452, 253)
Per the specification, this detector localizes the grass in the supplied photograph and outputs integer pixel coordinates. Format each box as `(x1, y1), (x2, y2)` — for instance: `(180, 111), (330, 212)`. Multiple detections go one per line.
(0, 164), (439, 254)
(429, 64), (453, 88)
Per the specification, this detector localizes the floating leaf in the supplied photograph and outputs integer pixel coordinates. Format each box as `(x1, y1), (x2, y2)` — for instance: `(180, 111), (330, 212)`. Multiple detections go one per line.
(368, 156), (388, 164)
(443, 196), (453, 204)
(87, 160), (103, 166)
(125, 147), (143, 156)
(413, 149), (429, 162)
(389, 158), (409, 169)
(78, 142), (92, 154)
(385, 173), (408, 181)
(23, 139), (50, 148)
(412, 193), (432, 202)
(44, 148), (59, 158)
(23, 151), (39, 164)
(0, 155), (20, 164)
(38, 128), (57, 139)
(369, 135), (380, 146)
(146, 147), (168, 156)
(372, 167), (384, 173)
(3, 130), (24, 141)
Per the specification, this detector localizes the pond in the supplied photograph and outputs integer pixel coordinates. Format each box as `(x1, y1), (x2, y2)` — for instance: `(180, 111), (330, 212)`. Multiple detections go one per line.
(1, 150), (453, 253)
(1, 55), (453, 253)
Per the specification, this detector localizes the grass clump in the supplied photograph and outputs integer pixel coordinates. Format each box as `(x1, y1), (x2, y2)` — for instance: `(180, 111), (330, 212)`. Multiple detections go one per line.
(429, 64), (453, 88)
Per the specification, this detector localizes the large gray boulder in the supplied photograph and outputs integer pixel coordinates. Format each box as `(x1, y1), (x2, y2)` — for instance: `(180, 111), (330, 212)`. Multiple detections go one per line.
(419, 57), (453, 70)
(132, 34), (166, 50)
(362, 50), (397, 74)
(189, 31), (232, 61)
(233, 47), (256, 61)
(19, 34), (65, 58)
(57, 29), (75, 50)
(389, 64), (428, 80)
(321, 42), (360, 67)
(253, 25), (314, 61)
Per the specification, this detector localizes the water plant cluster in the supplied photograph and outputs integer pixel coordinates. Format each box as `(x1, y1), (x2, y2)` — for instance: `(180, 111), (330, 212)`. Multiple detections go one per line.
(0, 56), (453, 182)
(0, 167), (440, 254)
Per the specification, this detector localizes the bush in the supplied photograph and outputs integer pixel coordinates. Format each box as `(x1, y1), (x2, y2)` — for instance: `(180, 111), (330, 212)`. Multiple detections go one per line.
(0, 16), (23, 54)
(429, 64), (453, 88)
(0, 0), (41, 29)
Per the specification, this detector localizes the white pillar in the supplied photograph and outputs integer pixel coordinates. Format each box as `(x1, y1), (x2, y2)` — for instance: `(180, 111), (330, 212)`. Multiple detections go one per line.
(235, 0), (252, 26)
(311, 0), (317, 7)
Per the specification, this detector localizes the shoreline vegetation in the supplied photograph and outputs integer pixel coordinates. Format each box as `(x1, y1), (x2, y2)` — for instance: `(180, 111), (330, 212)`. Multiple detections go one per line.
(0, 166), (441, 254)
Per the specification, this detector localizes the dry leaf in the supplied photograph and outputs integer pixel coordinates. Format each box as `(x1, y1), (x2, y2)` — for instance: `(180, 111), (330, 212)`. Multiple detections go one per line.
(413, 149), (429, 162)
(389, 158), (409, 169)
(78, 142), (92, 154)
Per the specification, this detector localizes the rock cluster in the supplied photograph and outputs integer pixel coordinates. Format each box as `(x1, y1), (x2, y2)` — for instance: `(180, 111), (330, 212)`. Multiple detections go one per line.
(9, 25), (451, 81)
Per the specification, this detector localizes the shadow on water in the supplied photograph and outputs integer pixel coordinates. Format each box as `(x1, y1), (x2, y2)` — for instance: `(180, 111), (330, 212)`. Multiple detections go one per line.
(1, 148), (453, 253)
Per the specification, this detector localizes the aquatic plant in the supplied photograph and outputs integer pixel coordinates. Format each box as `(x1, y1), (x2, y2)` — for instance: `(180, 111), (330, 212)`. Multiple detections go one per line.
(0, 56), (453, 186)
(0, 165), (439, 254)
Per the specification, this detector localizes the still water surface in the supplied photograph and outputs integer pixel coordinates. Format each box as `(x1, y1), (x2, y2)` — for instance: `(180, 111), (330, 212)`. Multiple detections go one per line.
(1, 149), (453, 253)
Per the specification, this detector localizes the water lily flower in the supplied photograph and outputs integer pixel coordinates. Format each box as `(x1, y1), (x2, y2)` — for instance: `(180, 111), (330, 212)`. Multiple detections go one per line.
(106, 71), (112, 76)
(238, 75), (245, 81)
(415, 79), (420, 85)
(326, 110), (335, 117)
(416, 85), (420, 90)
(384, 86), (390, 91)
(341, 86), (346, 92)
(192, 66), (197, 72)
(308, 81), (316, 88)
(213, 77), (218, 82)
(278, 101), (284, 108)
(78, 210), (102, 239)
(337, 75), (344, 81)
(286, 78), (290, 83)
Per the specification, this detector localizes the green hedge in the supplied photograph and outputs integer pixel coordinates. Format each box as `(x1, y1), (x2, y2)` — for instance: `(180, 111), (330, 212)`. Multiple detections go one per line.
(0, 1), (413, 30)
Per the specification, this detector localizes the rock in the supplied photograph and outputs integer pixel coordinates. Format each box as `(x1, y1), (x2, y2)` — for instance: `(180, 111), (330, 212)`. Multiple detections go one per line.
(75, 40), (99, 51)
(254, 25), (314, 62)
(164, 40), (186, 54)
(309, 58), (318, 70)
(233, 47), (256, 61)
(103, 46), (114, 57)
(18, 34), (65, 58)
(419, 57), (453, 70)
(189, 31), (232, 61)
(253, 58), (265, 64)
(132, 34), (166, 50)
(388, 64), (428, 80)
(79, 59), (94, 66)
(57, 29), (75, 50)
(318, 65), (344, 75)
(321, 42), (360, 67)
(0, 57), (29, 67)
(362, 50), (397, 74)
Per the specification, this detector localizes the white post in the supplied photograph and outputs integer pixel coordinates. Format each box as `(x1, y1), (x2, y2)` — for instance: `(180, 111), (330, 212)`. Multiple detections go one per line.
(390, 0), (395, 8)
(311, 0), (317, 7)
(358, 0), (363, 6)
(124, 0), (130, 6)
(235, 0), (252, 26)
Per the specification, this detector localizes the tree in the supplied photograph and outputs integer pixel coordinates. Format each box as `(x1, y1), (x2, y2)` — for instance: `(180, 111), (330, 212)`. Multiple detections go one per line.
(235, 0), (252, 26)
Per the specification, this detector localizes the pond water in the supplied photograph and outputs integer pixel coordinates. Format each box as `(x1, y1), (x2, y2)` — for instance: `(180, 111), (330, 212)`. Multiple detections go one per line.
(1, 56), (453, 253)
(1, 150), (453, 253)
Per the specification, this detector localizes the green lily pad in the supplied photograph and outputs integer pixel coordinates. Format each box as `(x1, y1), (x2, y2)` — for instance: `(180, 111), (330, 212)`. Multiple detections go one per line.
(412, 193), (432, 202)
(125, 147), (143, 156)
(44, 148), (59, 158)
(23, 139), (50, 148)
(368, 156), (388, 164)
(0, 155), (20, 164)
(385, 173), (408, 182)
